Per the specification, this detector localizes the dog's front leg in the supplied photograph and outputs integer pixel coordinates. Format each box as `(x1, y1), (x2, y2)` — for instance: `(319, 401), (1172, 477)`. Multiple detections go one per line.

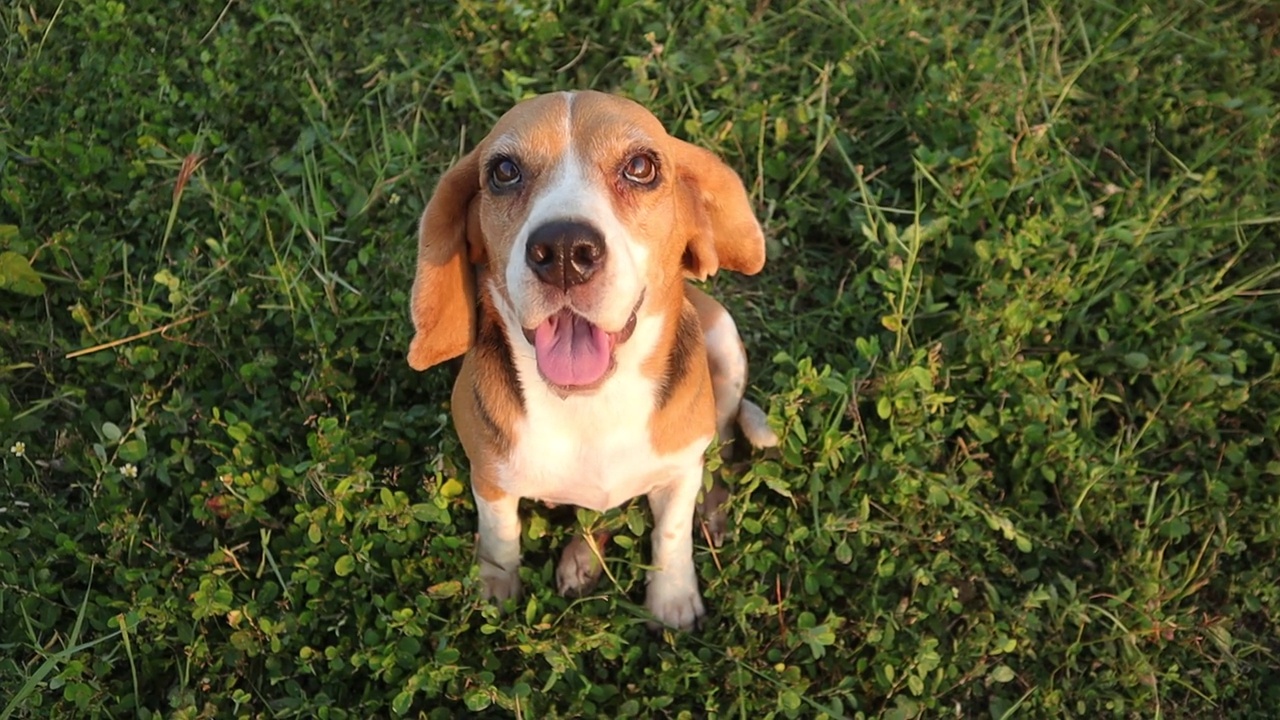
(644, 462), (707, 631)
(474, 484), (522, 603)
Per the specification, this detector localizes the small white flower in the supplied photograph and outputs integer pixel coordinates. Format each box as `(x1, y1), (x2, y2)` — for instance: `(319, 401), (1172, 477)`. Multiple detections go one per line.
(388, 192), (402, 206)
(121, 463), (139, 479)
(9, 442), (24, 457)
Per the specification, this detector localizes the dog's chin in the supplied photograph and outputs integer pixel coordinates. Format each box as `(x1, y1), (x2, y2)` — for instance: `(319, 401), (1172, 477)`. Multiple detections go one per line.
(522, 293), (643, 395)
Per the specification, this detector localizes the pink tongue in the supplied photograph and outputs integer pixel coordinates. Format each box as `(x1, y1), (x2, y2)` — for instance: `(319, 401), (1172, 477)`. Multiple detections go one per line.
(534, 310), (612, 387)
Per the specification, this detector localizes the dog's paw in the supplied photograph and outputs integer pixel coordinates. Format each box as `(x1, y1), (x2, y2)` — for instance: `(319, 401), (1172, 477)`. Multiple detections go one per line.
(697, 481), (731, 548)
(645, 575), (706, 631)
(479, 562), (522, 604)
(556, 532), (608, 598)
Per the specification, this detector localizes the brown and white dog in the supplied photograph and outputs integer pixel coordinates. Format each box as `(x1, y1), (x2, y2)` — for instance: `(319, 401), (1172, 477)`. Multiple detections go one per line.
(407, 91), (776, 630)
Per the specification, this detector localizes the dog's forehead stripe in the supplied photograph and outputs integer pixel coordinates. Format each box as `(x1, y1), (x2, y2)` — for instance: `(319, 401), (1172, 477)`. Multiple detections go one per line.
(564, 90), (575, 139)
(485, 92), (575, 162)
(486, 91), (666, 169)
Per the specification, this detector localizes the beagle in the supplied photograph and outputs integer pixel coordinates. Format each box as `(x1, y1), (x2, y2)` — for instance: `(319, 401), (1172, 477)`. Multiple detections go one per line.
(408, 91), (776, 630)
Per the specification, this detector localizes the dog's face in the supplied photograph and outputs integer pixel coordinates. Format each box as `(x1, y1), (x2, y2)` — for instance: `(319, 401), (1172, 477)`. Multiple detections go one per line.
(476, 93), (677, 390)
(408, 91), (764, 388)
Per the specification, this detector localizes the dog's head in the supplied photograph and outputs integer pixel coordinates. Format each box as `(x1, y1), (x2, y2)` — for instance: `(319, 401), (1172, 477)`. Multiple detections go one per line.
(407, 91), (764, 390)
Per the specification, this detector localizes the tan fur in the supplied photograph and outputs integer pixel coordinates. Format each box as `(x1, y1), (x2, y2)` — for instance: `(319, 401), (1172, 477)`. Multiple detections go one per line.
(644, 298), (716, 455)
(450, 351), (510, 505)
(408, 152), (484, 370)
(673, 141), (766, 280)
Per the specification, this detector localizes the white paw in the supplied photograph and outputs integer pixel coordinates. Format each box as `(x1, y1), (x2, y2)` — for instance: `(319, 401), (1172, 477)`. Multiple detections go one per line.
(645, 574), (706, 631)
(556, 534), (607, 598)
(479, 561), (521, 603)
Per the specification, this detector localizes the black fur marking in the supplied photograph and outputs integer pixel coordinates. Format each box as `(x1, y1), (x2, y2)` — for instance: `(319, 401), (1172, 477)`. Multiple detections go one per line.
(656, 305), (701, 409)
(471, 384), (509, 454)
(475, 312), (525, 414)
(469, 309), (526, 452)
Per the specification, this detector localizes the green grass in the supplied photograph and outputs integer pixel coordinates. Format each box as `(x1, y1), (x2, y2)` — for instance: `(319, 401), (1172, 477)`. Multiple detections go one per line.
(2, 0), (1279, 717)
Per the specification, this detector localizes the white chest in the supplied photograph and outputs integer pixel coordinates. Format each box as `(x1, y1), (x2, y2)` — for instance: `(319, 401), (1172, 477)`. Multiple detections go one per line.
(495, 315), (711, 511)
(500, 401), (708, 511)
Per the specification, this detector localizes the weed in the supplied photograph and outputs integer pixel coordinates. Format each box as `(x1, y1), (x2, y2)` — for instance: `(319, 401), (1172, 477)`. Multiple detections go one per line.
(2, 0), (1278, 717)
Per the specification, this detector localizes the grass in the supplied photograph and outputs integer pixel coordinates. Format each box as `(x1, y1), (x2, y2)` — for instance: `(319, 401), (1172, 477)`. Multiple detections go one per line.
(2, 0), (1278, 717)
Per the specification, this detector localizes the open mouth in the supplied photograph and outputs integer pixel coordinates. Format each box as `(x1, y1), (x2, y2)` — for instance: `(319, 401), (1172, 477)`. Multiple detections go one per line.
(523, 294), (642, 390)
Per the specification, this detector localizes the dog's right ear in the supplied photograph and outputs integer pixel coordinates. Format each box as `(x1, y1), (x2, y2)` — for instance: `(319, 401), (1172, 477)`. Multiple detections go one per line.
(408, 150), (485, 371)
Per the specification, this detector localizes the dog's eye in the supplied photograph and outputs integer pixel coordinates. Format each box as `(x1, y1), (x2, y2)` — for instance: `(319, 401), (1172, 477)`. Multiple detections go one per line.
(622, 153), (658, 185)
(490, 158), (522, 189)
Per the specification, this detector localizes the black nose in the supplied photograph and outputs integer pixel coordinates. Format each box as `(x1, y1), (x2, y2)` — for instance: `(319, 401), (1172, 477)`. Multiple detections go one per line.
(525, 220), (607, 291)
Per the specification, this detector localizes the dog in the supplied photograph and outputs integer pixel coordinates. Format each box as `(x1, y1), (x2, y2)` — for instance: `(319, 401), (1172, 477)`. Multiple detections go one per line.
(407, 91), (776, 630)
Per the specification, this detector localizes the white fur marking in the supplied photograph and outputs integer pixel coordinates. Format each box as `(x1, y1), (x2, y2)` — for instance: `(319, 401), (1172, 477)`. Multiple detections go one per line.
(737, 399), (779, 449)
(644, 462), (707, 630)
(474, 492), (522, 600)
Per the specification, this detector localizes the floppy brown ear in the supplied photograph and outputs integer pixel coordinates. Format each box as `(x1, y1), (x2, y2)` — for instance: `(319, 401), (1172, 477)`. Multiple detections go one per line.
(673, 139), (766, 280)
(408, 150), (485, 371)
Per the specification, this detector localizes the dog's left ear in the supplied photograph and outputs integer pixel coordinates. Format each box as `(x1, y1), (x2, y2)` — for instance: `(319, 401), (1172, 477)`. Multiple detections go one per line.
(673, 139), (766, 280)
(408, 150), (485, 371)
